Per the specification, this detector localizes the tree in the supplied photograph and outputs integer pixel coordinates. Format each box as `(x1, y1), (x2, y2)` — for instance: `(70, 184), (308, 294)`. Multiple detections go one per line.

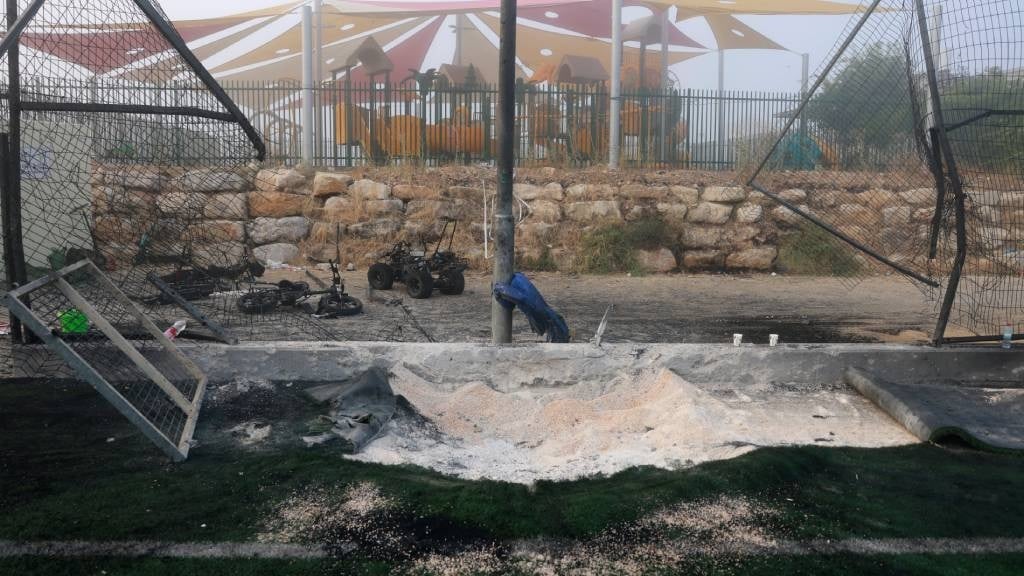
(805, 42), (916, 166)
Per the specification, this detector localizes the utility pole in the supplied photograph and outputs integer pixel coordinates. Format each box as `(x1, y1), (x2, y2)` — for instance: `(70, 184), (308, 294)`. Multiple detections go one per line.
(609, 0), (622, 168)
(492, 0), (516, 344)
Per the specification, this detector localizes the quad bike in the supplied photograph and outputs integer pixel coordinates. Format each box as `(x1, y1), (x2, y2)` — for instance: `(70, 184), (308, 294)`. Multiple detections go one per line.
(367, 219), (468, 299)
(238, 260), (363, 318)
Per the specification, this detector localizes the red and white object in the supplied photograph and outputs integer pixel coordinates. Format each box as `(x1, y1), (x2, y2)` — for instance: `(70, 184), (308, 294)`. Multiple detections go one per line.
(163, 320), (187, 340)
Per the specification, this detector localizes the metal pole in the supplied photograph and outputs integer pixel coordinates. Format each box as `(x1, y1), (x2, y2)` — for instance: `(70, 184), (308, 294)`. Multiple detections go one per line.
(6, 0), (26, 344)
(717, 50), (725, 169)
(659, 10), (670, 163)
(914, 0), (966, 346)
(301, 6), (315, 166)
(314, 0), (324, 164)
(0, 0), (45, 60)
(454, 13), (464, 66)
(609, 0), (622, 168)
(492, 0), (517, 344)
(798, 52), (809, 167)
(800, 53), (810, 95)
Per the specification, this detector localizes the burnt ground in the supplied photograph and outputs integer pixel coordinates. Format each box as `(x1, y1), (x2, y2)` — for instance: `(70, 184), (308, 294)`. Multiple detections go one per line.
(267, 271), (940, 345)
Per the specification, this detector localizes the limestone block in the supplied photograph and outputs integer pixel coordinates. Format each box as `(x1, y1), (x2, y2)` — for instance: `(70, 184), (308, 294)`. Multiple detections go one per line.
(702, 186), (747, 203)
(726, 247), (777, 271)
(687, 202), (732, 224)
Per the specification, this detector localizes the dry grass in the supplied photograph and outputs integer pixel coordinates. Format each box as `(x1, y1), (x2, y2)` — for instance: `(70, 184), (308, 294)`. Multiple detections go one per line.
(309, 222), (344, 245)
(322, 196), (373, 224)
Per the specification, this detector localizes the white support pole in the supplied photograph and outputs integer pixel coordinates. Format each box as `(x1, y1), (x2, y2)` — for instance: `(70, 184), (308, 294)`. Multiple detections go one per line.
(314, 0), (323, 84)
(717, 49), (725, 168)
(798, 52), (810, 166)
(314, 0), (323, 162)
(659, 9), (670, 162)
(801, 53), (810, 96)
(609, 0), (622, 169)
(454, 13), (463, 66)
(301, 5), (314, 166)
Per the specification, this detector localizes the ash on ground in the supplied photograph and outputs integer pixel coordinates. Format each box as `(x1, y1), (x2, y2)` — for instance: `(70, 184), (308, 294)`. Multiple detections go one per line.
(347, 366), (915, 483)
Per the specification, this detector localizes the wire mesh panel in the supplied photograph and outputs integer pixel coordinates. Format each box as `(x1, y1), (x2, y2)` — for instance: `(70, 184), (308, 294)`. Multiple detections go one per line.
(741, 0), (1024, 343)
(0, 0), (341, 351)
(3, 260), (206, 460)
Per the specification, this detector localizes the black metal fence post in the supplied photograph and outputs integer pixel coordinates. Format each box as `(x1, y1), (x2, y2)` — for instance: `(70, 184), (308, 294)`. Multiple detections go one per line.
(915, 0), (969, 346)
(5, 0), (27, 344)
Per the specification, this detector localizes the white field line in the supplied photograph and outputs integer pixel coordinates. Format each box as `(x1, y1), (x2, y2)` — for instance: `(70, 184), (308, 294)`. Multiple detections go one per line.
(3, 538), (1024, 559)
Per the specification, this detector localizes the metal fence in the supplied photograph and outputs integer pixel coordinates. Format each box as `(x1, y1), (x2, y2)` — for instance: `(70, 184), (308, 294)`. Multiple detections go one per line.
(220, 80), (915, 171)
(68, 79), (915, 171)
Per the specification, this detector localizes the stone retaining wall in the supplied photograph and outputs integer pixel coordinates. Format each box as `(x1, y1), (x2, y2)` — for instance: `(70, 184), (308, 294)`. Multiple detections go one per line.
(91, 164), (1022, 274)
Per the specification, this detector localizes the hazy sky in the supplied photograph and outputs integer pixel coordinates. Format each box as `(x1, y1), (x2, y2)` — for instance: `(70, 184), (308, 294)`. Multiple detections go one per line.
(162, 0), (867, 92)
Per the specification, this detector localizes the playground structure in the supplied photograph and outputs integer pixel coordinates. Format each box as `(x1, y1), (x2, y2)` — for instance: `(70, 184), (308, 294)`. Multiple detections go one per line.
(331, 51), (691, 166)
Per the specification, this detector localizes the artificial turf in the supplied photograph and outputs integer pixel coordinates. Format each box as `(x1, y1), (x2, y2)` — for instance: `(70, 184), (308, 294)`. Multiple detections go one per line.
(2, 378), (1023, 575)
(4, 554), (1024, 576)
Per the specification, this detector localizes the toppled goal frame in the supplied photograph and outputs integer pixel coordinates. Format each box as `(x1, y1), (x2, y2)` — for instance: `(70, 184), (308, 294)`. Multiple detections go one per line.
(3, 259), (207, 460)
(0, 0), (270, 459)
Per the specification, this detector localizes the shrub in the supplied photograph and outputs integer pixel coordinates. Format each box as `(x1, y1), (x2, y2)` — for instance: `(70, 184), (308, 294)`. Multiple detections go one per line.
(578, 217), (672, 274)
(777, 222), (862, 276)
(519, 246), (558, 272)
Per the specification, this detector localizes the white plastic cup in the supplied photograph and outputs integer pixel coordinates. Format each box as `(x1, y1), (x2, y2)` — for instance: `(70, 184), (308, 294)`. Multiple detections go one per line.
(733, 334), (743, 347)
(769, 334), (779, 347)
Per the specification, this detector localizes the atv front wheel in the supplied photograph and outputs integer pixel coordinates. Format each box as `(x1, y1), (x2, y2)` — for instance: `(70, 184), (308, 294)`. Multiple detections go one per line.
(405, 268), (434, 299)
(439, 269), (465, 295)
(368, 263), (395, 290)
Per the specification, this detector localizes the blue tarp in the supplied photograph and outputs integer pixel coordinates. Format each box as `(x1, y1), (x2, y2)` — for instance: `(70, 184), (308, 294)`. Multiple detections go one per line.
(493, 273), (570, 343)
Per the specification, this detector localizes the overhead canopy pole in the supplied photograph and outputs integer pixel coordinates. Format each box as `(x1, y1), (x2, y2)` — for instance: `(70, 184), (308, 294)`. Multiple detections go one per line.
(609, 0), (622, 168)
(492, 0), (517, 344)
(660, 9), (670, 163)
(717, 49), (725, 168)
(314, 0), (324, 163)
(301, 5), (315, 166)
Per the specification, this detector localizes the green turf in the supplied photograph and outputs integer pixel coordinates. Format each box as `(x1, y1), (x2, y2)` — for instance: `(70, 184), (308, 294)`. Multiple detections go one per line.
(2, 379), (1024, 573)
(2, 555), (1024, 576)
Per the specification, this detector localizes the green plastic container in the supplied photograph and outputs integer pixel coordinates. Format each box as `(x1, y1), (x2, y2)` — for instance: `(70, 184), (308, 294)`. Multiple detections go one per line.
(58, 309), (90, 335)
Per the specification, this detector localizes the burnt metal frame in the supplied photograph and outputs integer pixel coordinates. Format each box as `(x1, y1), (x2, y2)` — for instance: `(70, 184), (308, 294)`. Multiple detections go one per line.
(2, 260), (207, 461)
(1, 0), (267, 346)
(914, 0), (969, 347)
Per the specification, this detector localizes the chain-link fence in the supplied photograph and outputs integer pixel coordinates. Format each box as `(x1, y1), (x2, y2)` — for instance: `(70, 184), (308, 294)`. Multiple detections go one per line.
(742, 0), (1023, 343)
